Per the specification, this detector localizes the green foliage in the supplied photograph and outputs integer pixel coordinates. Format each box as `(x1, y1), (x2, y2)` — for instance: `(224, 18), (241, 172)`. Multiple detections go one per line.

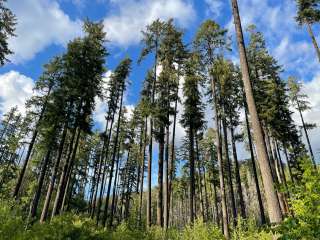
(26, 214), (109, 240)
(180, 219), (224, 240)
(0, 200), (25, 240)
(232, 218), (276, 240)
(279, 159), (320, 239)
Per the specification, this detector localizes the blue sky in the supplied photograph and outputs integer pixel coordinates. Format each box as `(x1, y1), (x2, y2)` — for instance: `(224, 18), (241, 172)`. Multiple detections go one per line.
(1, 0), (320, 169)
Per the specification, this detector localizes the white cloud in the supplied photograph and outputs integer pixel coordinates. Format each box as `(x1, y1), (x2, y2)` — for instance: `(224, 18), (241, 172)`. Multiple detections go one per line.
(223, 0), (320, 80)
(0, 71), (34, 115)
(204, 0), (224, 17)
(7, 0), (82, 63)
(103, 0), (196, 46)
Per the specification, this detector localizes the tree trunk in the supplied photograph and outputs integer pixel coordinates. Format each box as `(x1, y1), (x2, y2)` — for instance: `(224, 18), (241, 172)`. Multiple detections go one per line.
(109, 140), (122, 227)
(297, 101), (316, 168)
(188, 127), (195, 224)
(147, 43), (158, 228)
(210, 78), (229, 238)
(244, 107), (266, 224)
(52, 128), (81, 217)
(306, 22), (320, 63)
(157, 126), (164, 227)
(230, 0), (282, 223)
(40, 119), (69, 223)
(230, 127), (246, 219)
(164, 124), (169, 228)
(139, 117), (147, 225)
(102, 88), (124, 227)
(283, 145), (294, 182)
(13, 85), (52, 198)
(222, 119), (237, 226)
(28, 149), (52, 219)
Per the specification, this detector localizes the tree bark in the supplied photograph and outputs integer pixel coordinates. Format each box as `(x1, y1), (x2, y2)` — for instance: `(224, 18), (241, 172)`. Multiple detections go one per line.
(244, 107), (266, 224)
(306, 22), (320, 63)
(230, 0), (282, 223)
(109, 140), (122, 227)
(102, 88), (124, 227)
(164, 124), (169, 228)
(222, 119), (237, 226)
(297, 101), (316, 168)
(40, 118), (69, 223)
(230, 127), (246, 219)
(139, 117), (147, 225)
(157, 126), (164, 227)
(52, 128), (81, 217)
(28, 149), (52, 219)
(210, 78), (229, 238)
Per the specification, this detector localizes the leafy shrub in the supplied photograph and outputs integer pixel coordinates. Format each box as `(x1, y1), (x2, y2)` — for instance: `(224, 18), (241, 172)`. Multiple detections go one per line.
(0, 200), (25, 240)
(279, 160), (320, 240)
(232, 218), (276, 240)
(180, 219), (224, 240)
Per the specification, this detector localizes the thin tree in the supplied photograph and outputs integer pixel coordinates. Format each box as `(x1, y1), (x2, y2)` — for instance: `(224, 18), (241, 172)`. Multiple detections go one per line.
(230, 0), (283, 223)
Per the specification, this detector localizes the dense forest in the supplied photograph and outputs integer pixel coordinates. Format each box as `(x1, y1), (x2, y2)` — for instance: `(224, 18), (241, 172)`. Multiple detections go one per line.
(0, 0), (319, 239)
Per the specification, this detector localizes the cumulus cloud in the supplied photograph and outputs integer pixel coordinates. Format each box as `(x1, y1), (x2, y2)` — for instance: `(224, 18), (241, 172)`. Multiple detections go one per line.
(7, 0), (82, 63)
(0, 71), (34, 115)
(103, 0), (196, 46)
(204, 0), (224, 17)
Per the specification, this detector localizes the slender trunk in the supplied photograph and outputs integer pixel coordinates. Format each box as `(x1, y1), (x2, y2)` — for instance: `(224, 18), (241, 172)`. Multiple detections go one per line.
(40, 120), (68, 223)
(164, 124), (169, 228)
(202, 165), (209, 221)
(168, 69), (179, 227)
(195, 136), (204, 220)
(210, 78), (229, 238)
(222, 119), (237, 226)
(102, 88), (124, 227)
(139, 117), (147, 225)
(297, 101), (316, 168)
(188, 128), (195, 224)
(230, 0), (282, 223)
(230, 127), (246, 219)
(28, 149), (52, 219)
(244, 108), (266, 224)
(109, 140), (121, 227)
(147, 42), (159, 228)
(283, 145), (294, 182)
(13, 87), (52, 198)
(96, 114), (115, 223)
(52, 128), (81, 217)
(89, 152), (100, 215)
(157, 126), (164, 227)
(40, 129), (67, 223)
(306, 22), (320, 63)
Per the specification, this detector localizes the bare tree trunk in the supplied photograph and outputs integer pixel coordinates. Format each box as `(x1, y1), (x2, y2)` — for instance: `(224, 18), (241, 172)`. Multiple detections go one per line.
(40, 126), (68, 223)
(139, 117), (147, 225)
(109, 140), (122, 227)
(230, 0), (282, 223)
(28, 149), (52, 219)
(164, 124), (169, 228)
(147, 44), (158, 228)
(297, 101), (316, 168)
(52, 128), (80, 217)
(222, 119), (237, 226)
(244, 107), (266, 224)
(102, 88), (124, 227)
(96, 114), (115, 223)
(211, 78), (229, 238)
(157, 126), (164, 227)
(307, 22), (320, 63)
(230, 127), (246, 219)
